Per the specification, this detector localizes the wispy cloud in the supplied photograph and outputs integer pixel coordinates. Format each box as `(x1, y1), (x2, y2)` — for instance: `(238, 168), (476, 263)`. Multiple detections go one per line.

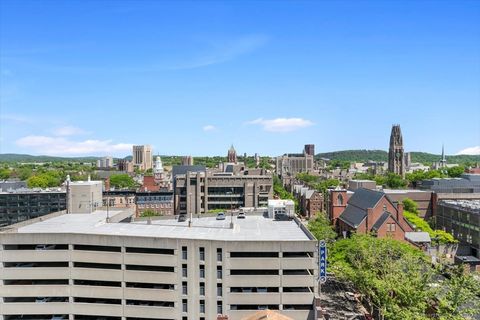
(170, 34), (269, 70)
(456, 146), (480, 155)
(16, 135), (132, 156)
(53, 126), (89, 136)
(0, 114), (34, 124)
(247, 117), (314, 132)
(203, 125), (216, 132)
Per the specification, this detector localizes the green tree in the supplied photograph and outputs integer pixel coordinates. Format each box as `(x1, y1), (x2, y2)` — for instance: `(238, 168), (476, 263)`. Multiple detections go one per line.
(140, 209), (159, 217)
(383, 173), (408, 189)
(447, 166), (465, 178)
(330, 234), (435, 320)
(110, 174), (137, 189)
(402, 198), (418, 215)
(437, 265), (480, 319)
(307, 213), (336, 243)
(0, 167), (11, 180)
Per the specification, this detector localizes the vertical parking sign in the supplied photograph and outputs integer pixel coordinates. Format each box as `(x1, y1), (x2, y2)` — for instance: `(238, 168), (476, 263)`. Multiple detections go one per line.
(319, 240), (327, 283)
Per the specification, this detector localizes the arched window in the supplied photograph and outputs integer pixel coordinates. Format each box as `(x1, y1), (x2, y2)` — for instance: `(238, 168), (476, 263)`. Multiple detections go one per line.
(337, 194), (344, 205)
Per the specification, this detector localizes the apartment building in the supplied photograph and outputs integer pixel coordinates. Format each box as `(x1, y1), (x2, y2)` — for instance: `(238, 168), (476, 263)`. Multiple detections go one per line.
(174, 171), (273, 215)
(0, 209), (319, 320)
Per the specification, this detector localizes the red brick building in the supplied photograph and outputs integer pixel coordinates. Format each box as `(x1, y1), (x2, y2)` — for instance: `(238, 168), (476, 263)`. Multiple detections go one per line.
(337, 188), (413, 242)
(328, 188), (351, 226)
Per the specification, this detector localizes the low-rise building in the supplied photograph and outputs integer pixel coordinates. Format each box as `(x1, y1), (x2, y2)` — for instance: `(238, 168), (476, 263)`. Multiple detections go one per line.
(0, 188), (66, 227)
(436, 200), (480, 264)
(336, 188), (413, 242)
(136, 191), (174, 216)
(348, 180), (376, 191)
(418, 174), (480, 193)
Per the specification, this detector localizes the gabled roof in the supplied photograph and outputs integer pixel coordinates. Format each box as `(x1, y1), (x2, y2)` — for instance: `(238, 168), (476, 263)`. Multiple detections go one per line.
(338, 205), (367, 228)
(347, 188), (385, 209)
(305, 189), (316, 199)
(371, 211), (390, 231)
(241, 310), (293, 320)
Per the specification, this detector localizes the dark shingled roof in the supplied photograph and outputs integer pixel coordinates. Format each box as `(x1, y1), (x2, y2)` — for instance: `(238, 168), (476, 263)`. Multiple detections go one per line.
(347, 188), (385, 209)
(338, 205), (367, 228)
(371, 211), (390, 231)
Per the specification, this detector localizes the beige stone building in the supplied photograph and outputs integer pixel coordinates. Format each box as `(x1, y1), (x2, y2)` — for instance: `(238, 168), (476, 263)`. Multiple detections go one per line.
(132, 145), (153, 171)
(0, 209), (319, 320)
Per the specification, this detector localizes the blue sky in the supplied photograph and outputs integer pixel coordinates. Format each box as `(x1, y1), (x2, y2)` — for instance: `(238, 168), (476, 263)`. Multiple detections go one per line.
(1, 0), (479, 157)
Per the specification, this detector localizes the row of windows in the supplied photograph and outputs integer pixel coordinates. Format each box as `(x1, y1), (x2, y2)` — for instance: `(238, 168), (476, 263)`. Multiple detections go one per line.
(2, 297), (175, 307)
(4, 262), (175, 272)
(137, 203), (172, 209)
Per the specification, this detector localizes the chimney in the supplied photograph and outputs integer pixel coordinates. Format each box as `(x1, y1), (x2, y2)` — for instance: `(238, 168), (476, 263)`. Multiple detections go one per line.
(366, 208), (373, 233)
(397, 202), (404, 221)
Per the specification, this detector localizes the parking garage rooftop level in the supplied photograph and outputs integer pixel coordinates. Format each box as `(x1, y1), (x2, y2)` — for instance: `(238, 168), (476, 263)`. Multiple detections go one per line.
(13, 210), (313, 241)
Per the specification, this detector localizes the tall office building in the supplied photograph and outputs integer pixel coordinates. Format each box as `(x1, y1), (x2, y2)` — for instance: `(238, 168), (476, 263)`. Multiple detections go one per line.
(182, 156), (194, 166)
(388, 125), (405, 178)
(133, 145), (153, 171)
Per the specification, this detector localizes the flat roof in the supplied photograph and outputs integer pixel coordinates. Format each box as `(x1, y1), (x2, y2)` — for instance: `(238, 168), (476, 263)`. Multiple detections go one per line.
(383, 189), (429, 194)
(14, 210), (312, 241)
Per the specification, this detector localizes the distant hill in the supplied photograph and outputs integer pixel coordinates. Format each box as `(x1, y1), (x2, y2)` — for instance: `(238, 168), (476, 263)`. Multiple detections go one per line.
(316, 150), (480, 165)
(0, 153), (102, 163)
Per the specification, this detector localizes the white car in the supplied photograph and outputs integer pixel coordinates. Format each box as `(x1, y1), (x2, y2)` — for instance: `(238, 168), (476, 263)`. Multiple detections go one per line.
(216, 213), (226, 220)
(237, 212), (246, 219)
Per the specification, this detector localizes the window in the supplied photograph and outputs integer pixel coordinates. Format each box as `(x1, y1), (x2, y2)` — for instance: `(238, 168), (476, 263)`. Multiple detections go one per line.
(182, 246), (187, 260)
(387, 223), (396, 232)
(199, 247), (205, 261)
(217, 283), (222, 296)
(182, 281), (188, 295)
(337, 194), (343, 205)
(217, 301), (223, 314)
(217, 248), (222, 262)
(383, 204), (387, 211)
(182, 299), (187, 312)
(200, 300), (205, 314)
(200, 265), (205, 279)
(217, 266), (222, 279)
(200, 282), (205, 296)
(182, 264), (187, 278)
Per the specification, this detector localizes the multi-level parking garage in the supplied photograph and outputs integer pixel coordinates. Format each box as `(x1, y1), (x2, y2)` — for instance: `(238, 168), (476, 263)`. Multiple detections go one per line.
(0, 209), (319, 320)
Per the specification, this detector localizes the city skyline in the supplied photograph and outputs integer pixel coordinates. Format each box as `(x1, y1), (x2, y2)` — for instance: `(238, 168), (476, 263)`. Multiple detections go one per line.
(1, 1), (479, 157)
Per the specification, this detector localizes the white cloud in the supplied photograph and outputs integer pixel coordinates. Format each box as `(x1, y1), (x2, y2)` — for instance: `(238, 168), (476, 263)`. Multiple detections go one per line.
(0, 114), (33, 124)
(456, 146), (480, 155)
(16, 135), (132, 155)
(203, 125), (216, 132)
(247, 117), (314, 132)
(53, 126), (88, 136)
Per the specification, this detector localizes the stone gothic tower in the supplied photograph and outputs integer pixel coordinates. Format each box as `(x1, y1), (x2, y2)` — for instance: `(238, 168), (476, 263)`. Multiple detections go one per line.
(227, 145), (237, 163)
(388, 125), (405, 178)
